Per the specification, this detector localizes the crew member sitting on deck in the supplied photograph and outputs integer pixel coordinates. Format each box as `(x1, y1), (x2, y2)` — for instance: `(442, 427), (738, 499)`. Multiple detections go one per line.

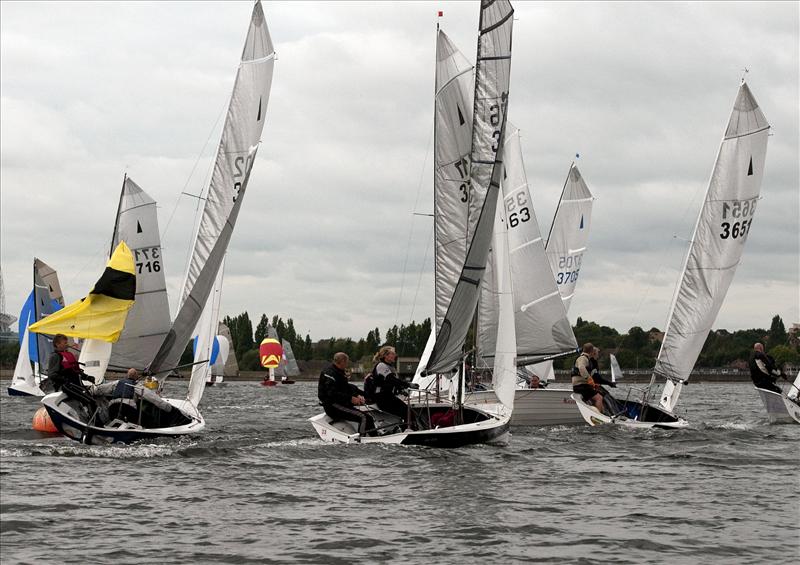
(749, 343), (782, 394)
(365, 346), (417, 424)
(41, 334), (89, 393)
(92, 368), (141, 423)
(572, 343), (604, 414)
(318, 352), (376, 437)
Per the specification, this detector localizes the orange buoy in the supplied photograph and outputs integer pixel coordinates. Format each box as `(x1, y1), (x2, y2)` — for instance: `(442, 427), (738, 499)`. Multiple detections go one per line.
(32, 406), (58, 433)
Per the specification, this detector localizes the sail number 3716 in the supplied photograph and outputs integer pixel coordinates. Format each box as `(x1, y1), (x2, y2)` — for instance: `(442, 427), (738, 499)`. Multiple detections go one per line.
(720, 197), (757, 240)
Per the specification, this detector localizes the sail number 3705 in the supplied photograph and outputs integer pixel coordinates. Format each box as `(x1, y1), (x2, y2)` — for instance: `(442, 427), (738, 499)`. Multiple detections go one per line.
(720, 197), (757, 240)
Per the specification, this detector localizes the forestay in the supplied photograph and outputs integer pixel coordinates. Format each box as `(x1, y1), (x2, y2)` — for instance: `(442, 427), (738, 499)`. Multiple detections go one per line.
(109, 176), (171, 371)
(149, 1), (275, 377)
(655, 82), (770, 411)
(477, 125), (577, 366)
(424, 0), (514, 375)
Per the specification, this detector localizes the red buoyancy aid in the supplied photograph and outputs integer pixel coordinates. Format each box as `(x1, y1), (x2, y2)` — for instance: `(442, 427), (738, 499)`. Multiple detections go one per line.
(58, 350), (80, 372)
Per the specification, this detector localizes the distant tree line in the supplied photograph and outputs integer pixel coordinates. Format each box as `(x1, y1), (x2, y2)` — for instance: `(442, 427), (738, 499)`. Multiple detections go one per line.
(1, 314), (796, 372)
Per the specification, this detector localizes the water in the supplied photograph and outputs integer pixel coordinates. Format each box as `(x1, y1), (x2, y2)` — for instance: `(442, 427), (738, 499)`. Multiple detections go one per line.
(1, 380), (797, 564)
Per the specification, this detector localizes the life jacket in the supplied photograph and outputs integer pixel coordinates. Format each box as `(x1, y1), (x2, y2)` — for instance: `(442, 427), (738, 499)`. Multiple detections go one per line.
(571, 353), (593, 386)
(58, 350), (80, 373)
(113, 378), (137, 399)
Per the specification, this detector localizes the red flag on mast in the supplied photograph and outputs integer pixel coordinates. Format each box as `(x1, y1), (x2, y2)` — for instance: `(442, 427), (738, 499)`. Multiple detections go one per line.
(438, 11), (443, 17)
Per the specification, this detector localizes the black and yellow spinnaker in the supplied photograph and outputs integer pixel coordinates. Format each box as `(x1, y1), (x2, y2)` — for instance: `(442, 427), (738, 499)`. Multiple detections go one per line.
(29, 242), (136, 343)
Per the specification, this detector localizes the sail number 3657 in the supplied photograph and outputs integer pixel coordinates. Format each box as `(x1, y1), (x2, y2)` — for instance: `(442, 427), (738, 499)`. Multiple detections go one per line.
(720, 198), (757, 240)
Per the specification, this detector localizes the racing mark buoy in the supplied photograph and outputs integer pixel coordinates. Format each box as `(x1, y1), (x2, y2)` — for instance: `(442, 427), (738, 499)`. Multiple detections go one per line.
(32, 406), (58, 433)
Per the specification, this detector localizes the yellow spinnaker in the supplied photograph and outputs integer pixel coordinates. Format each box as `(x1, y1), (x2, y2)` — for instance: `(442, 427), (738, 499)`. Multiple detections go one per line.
(29, 242), (136, 343)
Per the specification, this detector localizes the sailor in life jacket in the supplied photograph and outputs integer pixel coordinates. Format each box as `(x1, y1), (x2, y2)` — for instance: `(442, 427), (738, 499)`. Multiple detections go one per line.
(43, 333), (86, 391)
(364, 346), (417, 422)
(571, 342), (604, 414)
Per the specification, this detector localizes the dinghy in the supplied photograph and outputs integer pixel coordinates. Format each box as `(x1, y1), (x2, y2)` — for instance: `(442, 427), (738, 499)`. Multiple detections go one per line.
(36, 1), (276, 444)
(573, 81), (771, 428)
(8, 259), (65, 397)
(312, 0), (516, 446)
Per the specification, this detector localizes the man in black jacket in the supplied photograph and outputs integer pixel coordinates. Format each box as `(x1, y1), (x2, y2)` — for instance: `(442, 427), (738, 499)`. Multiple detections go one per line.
(749, 343), (782, 393)
(318, 352), (375, 436)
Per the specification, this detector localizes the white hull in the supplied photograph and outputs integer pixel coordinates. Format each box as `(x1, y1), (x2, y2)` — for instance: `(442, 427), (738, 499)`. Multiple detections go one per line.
(464, 388), (583, 426)
(572, 393), (689, 429)
(754, 386), (794, 424)
(42, 390), (205, 445)
(8, 381), (44, 397)
(309, 406), (510, 448)
(781, 396), (800, 424)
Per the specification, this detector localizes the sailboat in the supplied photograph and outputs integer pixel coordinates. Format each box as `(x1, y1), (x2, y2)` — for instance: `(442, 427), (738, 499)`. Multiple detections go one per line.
(467, 126), (584, 427)
(7, 259), (65, 396)
(36, 1), (276, 444)
(311, 0), (517, 446)
(276, 337), (300, 384)
(573, 81), (770, 428)
(754, 370), (799, 424)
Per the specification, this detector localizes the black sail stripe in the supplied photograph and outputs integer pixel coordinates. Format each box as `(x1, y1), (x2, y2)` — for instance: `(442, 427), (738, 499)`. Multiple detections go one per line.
(91, 267), (136, 301)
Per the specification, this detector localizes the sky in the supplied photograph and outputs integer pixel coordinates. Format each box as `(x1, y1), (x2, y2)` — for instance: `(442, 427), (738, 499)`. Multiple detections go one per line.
(1, 1), (798, 342)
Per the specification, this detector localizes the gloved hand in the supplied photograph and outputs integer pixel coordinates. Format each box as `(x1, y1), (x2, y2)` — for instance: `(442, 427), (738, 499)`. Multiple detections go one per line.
(83, 375), (96, 384)
(408, 382), (420, 390)
(609, 382), (617, 388)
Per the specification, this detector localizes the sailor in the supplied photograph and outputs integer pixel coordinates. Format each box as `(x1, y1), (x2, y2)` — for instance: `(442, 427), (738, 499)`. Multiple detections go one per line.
(366, 346), (417, 424)
(572, 342), (605, 414)
(41, 334), (87, 392)
(318, 352), (375, 436)
(749, 342), (782, 393)
(589, 347), (620, 413)
(529, 375), (542, 389)
(92, 368), (141, 422)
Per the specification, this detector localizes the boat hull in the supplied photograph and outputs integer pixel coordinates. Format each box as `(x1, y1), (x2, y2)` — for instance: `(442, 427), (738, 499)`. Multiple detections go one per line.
(782, 396), (800, 424)
(41, 391), (205, 445)
(572, 394), (689, 429)
(309, 407), (510, 448)
(8, 383), (44, 397)
(465, 387), (583, 426)
(754, 386), (794, 424)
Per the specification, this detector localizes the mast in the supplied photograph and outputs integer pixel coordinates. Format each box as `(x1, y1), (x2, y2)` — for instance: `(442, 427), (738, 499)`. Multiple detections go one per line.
(110, 174), (126, 258)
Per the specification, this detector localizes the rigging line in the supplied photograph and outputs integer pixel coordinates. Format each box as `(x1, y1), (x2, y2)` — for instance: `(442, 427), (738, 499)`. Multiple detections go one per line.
(394, 123), (434, 326)
(159, 95), (229, 245)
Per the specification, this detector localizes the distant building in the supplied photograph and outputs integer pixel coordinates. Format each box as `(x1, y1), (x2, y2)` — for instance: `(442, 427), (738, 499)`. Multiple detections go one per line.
(788, 323), (800, 347)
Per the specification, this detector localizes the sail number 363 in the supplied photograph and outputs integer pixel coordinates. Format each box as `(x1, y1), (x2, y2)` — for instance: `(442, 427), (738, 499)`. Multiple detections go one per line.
(505, 192), (530, 228)
(720, 198), (757, 240)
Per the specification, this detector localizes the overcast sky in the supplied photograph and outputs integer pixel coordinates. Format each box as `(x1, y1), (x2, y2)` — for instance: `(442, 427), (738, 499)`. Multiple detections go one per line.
(1, 1), (798, 342)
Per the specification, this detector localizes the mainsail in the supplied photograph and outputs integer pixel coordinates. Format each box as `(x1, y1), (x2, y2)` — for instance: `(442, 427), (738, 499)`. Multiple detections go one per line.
(109, 176), (171, 370)
(149, 0), (275, 378)
(477, 125), (577, 366)
(424, 0), (514, 375)
(433, 29), (474, 334)
(655, 82), (770, 411)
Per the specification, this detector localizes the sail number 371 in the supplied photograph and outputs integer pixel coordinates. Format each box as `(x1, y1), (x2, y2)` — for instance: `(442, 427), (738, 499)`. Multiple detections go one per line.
(720, 197), (757, 240)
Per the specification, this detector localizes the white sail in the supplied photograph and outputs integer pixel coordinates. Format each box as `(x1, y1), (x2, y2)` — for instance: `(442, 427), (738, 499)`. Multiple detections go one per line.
(490, 194), (517, 411)
(656, 82), (770, 412)
(78, 340), (113, 385)
(218, 322), (239, 377)
(478, 125), (577, 365)
(434, 29), (474, 335)
(109, 176), (171, 371)
(424, 0), (514, 375)
(281, 339), (300, 377)
(11, 321), (36, 394)
(188, 264), (224, 406)
(609, 353), (623, 383)
(32, 259), (64, 368)
(149, 1), (275, 376)
(545, 164), (594, 311)
(211, 335), (230, 377)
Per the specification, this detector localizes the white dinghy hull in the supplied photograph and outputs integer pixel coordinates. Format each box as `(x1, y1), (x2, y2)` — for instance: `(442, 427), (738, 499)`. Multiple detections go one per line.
(42, 390), (205, 445)
(754, 387), (794, 424)
(465, 388), (582, 426)
(781, 396), (800, 424)
(309, 408), (510, 448)
(571, 394), (689, 429)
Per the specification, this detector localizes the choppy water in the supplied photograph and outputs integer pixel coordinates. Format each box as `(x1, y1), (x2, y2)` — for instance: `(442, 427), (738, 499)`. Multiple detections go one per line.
(1, 380), (797, 564)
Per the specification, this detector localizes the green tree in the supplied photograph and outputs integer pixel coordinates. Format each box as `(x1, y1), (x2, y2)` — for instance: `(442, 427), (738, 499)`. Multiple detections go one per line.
(767, 315), (788, 351)
(254, 313), (270, 344)
(769, 344), (800, 368)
